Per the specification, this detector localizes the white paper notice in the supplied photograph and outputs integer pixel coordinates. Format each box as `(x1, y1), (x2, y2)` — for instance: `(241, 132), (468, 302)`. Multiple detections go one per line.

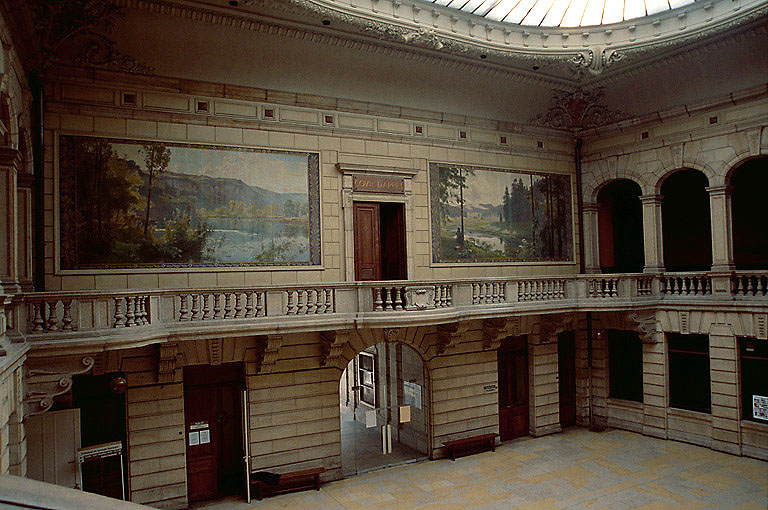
(399, 405), (411, 423)
(188, 431), (200, 446)
(199, 429), (211, 444)
(365, 410), (377, 428)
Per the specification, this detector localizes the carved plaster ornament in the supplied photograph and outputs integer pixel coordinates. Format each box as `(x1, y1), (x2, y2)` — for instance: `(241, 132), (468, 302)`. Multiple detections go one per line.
(158, 342), (180, 382)
(436, 321), (468, 354)
(320, 330), (350, 368)
(28, 0), (155, 73)
(482, 318), (508, 350)
(628, 310), (659, 343)
(24, 356), (95, 416)
(255, 334), (283, 374)
(531, 87), (631, 130)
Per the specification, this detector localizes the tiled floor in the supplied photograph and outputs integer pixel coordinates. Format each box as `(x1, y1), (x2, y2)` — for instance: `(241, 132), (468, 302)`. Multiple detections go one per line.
(195, 428), (768, 510)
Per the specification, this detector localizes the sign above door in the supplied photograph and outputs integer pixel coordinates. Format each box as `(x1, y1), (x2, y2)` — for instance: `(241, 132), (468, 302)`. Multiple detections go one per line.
(353, 175), (405, 194)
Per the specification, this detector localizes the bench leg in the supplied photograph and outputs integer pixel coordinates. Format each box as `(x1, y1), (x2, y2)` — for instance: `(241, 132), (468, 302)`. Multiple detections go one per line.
(256, 482), (262, 501)
(315, 473), (320, 491)
(490, 439), (495, 452)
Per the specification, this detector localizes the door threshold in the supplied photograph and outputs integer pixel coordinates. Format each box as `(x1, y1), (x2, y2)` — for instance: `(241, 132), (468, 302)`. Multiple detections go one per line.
(344, 455), (429, 478)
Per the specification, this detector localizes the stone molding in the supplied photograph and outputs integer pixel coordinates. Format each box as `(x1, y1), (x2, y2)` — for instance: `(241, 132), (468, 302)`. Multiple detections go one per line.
(23, 355), (94, 416)
(255, 334), (283, 374)
(435, 321), (468, 354)
(320, 330), (350, 368)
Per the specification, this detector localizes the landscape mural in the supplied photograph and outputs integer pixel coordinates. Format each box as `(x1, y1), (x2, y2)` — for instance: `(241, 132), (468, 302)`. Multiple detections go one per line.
(59, 135), (320, 269)
(429, 163), (573, 263)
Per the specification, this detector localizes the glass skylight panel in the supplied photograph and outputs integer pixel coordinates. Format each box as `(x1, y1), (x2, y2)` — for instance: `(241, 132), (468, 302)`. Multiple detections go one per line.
(420, 0), (697, 27)
(581, 0), (605, 26)
(646, 0), (671, 15)
(560, 0), (589, 27)
(521, 0), (558, 26)
(540, 0), (571, 26)
(601, 0), (624, 24)
(624, 0), (647, 20)
(506, 0), (539, 23)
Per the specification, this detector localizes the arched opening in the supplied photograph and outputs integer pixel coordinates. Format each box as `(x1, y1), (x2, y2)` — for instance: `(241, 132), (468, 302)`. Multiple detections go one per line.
(661, 169), (712, 272)
(730, 157), (768, 269)
(597, 179), (644, 273)
(339, 342), (429, 476)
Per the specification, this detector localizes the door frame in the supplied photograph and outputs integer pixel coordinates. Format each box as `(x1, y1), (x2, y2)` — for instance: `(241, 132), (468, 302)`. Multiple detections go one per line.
(338, 166), (416, 282)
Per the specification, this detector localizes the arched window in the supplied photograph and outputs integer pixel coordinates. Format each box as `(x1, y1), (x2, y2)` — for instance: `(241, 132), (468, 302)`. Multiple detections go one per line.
(730, 157), (768, 269)
(597, 179), (644, 273)
(661, 169), (712, 272)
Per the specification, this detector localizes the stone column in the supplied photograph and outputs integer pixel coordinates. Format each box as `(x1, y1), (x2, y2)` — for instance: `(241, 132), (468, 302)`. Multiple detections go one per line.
(708, 324), (741, 455)
(0, 148), (21, 295)
(640, 194), (665, 273)
(642, 337), (668, 439)
(583, 202), (601, 273)
(706, 186), (735, 272)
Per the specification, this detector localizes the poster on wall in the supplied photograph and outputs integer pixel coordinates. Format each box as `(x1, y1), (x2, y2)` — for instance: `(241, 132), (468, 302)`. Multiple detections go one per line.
(403, 381), (422, 409)
(429, 162), (572, 263)
(58, 135), (320, 269)
(753, 395), (768, 420)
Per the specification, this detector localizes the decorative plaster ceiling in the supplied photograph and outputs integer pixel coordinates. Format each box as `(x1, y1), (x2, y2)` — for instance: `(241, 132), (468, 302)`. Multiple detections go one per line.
(424, 0), (696, 27)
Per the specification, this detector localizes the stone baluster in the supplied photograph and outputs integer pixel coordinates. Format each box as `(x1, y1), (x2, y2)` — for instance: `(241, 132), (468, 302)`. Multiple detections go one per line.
(213, 294), (222, 319)
(373, 288), (383, 311)
(125, 296), (135, 327)
(325, 289), (333, 313)
(201, 294), (211, 320)
(257, 292), (265, 316)
(478, 283), (485, 304)
(306, 290), (316, 315)
(296, 290), (306, 315)
(286, 290), (296, 315)
(394, 287), (403, 311)
(244, 292), (254, 318)
(383, 288), (392, 310)
(190, 295), (200, 321)
(179, 294), (189, 321)
(112, 297), (124, 328)
(136, 296), (147, 324)
(234, 293), (244, 318)
(224, 293), (234, 318)
(45, 301), (58, 331)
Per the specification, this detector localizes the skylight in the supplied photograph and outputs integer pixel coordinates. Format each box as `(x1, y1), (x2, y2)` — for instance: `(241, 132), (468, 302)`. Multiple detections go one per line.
(424, 0), (697, 27)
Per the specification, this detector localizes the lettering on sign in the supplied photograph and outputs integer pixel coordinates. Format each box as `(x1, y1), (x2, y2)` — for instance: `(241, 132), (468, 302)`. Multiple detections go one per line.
(353, 175), (405, 194)
(484, 384), (498, 393)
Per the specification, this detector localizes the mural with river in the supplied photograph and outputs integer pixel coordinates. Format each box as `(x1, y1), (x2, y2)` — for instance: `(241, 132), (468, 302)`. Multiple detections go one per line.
(429, 162), (573, 263)
(58, 135), (320, 269)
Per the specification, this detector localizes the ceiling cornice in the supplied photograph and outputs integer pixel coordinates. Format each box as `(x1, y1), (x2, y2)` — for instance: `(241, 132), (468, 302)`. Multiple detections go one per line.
(113, 0), (575, 88)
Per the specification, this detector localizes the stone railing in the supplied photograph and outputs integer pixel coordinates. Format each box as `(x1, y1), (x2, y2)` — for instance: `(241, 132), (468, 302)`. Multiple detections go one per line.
(2, 271), (764, 346)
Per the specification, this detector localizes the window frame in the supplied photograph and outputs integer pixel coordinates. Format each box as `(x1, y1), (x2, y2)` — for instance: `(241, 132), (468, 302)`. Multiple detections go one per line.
(607, 329), (644, 403)
(667, 333), (711, 414)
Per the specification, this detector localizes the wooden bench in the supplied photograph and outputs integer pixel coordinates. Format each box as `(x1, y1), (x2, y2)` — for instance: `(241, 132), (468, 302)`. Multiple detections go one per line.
(251, 467), (326, 501)
(442, 433), (499, 461)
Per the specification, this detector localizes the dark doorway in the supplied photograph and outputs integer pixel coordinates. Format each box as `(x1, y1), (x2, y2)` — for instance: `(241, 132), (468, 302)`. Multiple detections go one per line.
(498, 336), (529, 441)
(597, 179), (644, 273)
(184, 363), (244, 503)
(72, 373), (127, 500)
(731, 158), (768, 269)
(354, 202), (406, 281)
(558, 331), (576, 428)
(661, 169), (712, 272)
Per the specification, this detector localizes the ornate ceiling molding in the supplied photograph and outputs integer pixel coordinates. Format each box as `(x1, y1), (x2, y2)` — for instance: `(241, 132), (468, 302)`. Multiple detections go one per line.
(28, 0), (154, 73)
(531, 88), (631, 131)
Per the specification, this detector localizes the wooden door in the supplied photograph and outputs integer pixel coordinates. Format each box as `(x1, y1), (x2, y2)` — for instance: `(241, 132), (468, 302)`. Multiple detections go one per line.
(184, 365), (243, 503)
(498, 338), (529, 441)
(26, 409), (81, 489)
(558, 331), (577, 428)
(354, 202), (381, 280)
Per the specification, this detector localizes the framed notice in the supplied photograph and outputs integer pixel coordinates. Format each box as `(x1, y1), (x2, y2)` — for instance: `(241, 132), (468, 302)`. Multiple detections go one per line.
(403, 381), (422, 409)
(753, 395), (768, 420)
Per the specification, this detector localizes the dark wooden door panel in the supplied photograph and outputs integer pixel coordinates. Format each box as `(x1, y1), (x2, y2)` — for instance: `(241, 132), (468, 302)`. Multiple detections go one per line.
(558, 331), (576, 429)
(354, 202), (381, 281)
(498, 338), (529, 441)
(185, 387), (216, 502)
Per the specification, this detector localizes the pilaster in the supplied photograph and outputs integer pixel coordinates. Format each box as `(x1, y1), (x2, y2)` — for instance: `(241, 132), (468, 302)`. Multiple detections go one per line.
(640, 194), (665, 273)
(583, 202), (600, 274)
(0, 148), (22, 295)
(528, 331), (562, 437)
(709, 324), (741, 455)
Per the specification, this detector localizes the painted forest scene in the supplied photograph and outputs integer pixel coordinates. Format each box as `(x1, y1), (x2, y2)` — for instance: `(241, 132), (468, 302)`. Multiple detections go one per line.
(430, 163), (572, 263)
(59, 136), (319, 268)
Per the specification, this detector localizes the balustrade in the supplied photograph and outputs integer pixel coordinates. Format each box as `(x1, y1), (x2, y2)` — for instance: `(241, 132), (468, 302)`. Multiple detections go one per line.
(373, 286), (407, 311)
(178, 291), (265, 321)
(286, 288), (335, 315)
(472, 281), (506, 304)
(732, 273), (768, 296)
(587, 277), (619, 298)
(661, 274), (712, 296)
(517, 279), (566, 301)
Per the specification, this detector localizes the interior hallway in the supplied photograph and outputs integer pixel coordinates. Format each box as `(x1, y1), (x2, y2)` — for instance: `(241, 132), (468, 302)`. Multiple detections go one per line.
(194, 427), (768, 509)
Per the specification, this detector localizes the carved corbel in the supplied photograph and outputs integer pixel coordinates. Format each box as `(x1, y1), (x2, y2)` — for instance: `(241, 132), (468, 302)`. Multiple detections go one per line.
(628, 311), (660, 343)
(538, 314), (570, 344)
(24, 356), (95, 417)
(255, 334), (283, 374)
(158, 342), (179, 383)
(436, 322), (468, 355)
(482, 318), (508, 350)
(320, 330), (350, 369)
(207, 338), (222, 366)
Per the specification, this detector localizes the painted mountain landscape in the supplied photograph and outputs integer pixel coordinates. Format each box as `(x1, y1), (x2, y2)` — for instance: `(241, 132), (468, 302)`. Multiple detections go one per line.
(59, 136), (319, 268)
(430, 163), (573, 263)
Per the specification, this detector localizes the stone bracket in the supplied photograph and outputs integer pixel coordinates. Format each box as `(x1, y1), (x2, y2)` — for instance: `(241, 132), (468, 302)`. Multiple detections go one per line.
(538, 314), (571, 343)
(24, 356), (95, 417)
(436, 321), (469, 355)
(255, 334), (283, 374)
(628, 310), (660, 343)
(320, 330), (350, 369)
(158, 342), (179, 383)
(482, 318), (508, 350)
